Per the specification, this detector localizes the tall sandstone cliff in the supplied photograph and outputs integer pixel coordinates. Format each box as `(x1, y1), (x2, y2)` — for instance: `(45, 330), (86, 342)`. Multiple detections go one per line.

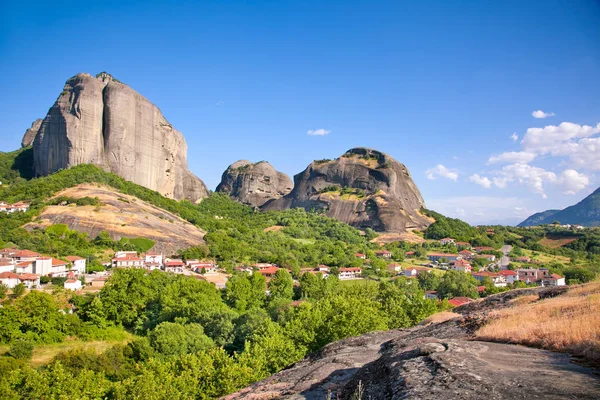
(216, 160), (293, 207)
(263, 147), (431, 232)
(21, 118), (43, 148)
(33, 72), (208, 202)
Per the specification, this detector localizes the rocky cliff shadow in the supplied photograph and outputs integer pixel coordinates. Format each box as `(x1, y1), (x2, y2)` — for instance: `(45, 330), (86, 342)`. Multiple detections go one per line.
(11, 147), (34, 179)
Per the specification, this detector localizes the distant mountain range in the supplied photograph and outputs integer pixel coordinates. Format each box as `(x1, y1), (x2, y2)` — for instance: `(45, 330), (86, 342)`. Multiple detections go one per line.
(519, 187), (600, 227)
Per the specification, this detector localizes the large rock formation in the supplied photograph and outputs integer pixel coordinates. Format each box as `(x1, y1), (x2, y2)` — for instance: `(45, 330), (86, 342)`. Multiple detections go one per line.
(262, 147), (431, 232)
(223, 286), (600, 399)
(33, 72), (208, 202)
(216, 160), (293, 207)
(21, 118), (43, 148)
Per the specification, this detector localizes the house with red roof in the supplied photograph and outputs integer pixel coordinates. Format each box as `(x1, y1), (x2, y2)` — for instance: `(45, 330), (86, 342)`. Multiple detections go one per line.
(474, 246), (495, 253)
(542, 273), (566, 287)
(339, 267), (362, 279)
(354, 253), (366, 259)
(404, 251), (415, 257)
(14, 249), (41, 262)
(459, 250), (474, 258)
(375, 250), (392, 259)
(450, 259), (472, 273)
(164, 260), (185, 274)
(0, 259), (14, 273)
(448, 297), (474, 307)
(66, 256), (86, 274)
(439, 238), (456, 246)
(404, 266), (431, 277)
(0, 271), (20, 288)
(112, 255), (144, 269)
(498, 270), (519, 284)
(471, 271), (507, 287)
(18, 273), (40, 289)
(258, 266), (280, 278)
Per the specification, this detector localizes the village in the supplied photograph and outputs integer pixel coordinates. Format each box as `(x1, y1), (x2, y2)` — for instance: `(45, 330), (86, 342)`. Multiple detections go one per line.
(0, 232), (566, 307)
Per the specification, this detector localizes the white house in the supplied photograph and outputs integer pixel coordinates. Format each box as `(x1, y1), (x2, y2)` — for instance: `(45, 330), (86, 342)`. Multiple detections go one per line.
(112, 256), (144, 268)
(471, 272), (507, 288)
(387, 263), (402, 274)
(64, 279), (82, 291)
(191, 262), (217, 274)
(498, 270), (519, 284)
(15, 261), (33, 274)
(439, 238), (456, 246)
(164, 260), (185, 274)
(145, 252), (164, 266)
(18, 274), (40, 289)
(450, 260), (472, 273)
(66, 256), (86, 274)
(0, 271), (20, 288)
(542, 274), (566, 287)
(0, 260), (15, 273)
(339, 267), (362, 279)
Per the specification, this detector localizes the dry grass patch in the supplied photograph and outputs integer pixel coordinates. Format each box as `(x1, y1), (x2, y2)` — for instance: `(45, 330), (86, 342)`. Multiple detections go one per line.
(418, 311), (461, 326)
(476, 281), (600, 364)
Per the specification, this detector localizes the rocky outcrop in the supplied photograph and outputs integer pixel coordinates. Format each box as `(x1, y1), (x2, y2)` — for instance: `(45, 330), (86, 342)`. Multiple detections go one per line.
(216, 160), (293, 207)
(262, 147), (431, 232)
(25, 184), (206, 255)
(21, 118), (43, 148)
(33, 72), (208, 202)
(223, 287), (600, 400)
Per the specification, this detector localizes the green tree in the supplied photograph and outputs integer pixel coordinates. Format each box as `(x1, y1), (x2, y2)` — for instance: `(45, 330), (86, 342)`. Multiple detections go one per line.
(224, 273), (266, 312)
(269, 269), (294, 301)
(0, 283), (8, 299)
(149, 322), (214, 356)
(12, 283), (26, 297)
(9, 339), (34, 359)
(437, 271), (479, 299)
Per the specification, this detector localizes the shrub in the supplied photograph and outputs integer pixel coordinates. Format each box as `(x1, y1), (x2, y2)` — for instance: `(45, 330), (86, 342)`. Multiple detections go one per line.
(9, 339), (34, 360)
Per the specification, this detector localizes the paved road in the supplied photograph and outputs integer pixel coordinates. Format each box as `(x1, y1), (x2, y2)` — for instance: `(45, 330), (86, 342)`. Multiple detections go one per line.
(499, 245), (512, 269)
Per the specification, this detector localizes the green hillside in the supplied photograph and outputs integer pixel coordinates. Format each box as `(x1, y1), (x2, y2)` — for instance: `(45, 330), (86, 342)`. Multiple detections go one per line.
(519, 187), (600, 227)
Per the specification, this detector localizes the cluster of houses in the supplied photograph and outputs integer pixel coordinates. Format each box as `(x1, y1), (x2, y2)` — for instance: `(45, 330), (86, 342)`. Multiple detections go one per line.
(0, 248), (86, 290)
(0, 201), (30, 213)
(255, 263), (364, 281)
(111, 251), (219, 275)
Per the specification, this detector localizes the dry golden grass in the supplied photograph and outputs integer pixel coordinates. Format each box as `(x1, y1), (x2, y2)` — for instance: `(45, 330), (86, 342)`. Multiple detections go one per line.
(418, 311), (461, 326)
(476, 281), (600, 364)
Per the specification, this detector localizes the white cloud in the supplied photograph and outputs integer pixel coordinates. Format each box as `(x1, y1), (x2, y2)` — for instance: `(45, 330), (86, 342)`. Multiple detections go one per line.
(307, 128), (331, 136)
(487, 151), (537, 165)
(510, 132), (518, 142)
(216, 100), (225, 106)
(520, 122), (600, 169)
(492, 163), (589, 197)
(469, 174), (492, 188)
(425, 164), (458, 181)
(557, 169), (589, 195)
(532, 110), (555, 118)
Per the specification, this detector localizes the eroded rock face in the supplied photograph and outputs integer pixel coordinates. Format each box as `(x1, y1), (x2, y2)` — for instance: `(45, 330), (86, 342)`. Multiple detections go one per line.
(216, 160), (293, 207)
(33, 72), (208, 202)
(262, 147), (431, 232)
(21, 118), (43, 148)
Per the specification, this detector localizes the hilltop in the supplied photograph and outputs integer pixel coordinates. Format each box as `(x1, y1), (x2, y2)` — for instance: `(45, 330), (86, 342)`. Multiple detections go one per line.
(519, 187), (600, 227)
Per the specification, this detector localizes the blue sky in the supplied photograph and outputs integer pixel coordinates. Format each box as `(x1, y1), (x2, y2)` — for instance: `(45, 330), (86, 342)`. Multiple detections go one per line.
(1, 0), (599, 225)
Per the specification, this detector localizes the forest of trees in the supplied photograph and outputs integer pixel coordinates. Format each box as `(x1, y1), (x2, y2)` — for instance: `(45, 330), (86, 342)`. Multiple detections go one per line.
(0, 269), (446, 398)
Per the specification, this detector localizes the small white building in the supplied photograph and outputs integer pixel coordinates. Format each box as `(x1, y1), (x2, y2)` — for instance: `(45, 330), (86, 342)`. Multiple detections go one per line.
(439, 238), (456, 246)
(164, 260), (185, 274)
(339, 267), (362, 279)
(112, 256), (144, 268)
(498, 270), (519, 284)
(0, 271), (20, 288)
(542, 274), (566, 287)
(145, 252), (164, 267)
(64, 279), (82, 291)
(19, 274), (40, 289)
(66, 256), (86, 274)
(0, 261), (15, 273)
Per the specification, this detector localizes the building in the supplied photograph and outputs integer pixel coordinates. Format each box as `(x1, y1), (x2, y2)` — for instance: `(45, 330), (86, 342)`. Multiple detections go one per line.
(18, 274), (40, 289)
(439, 238), (456, 246)
(477, 254), (496, 262)
(424, 290), (439, 299)
(404, 251), (415, 257)
(191, 262), (218, 274)
(0, 271), (20, 288)
(145, 252), (164, 266)
(66, 256), (86, 274)
(90, 276), (109, 288)
(258, 266), (280, 278)
(542, 273), (566, 287)
(517, 268), (549, 284)
(450, 260), (472, 273)
(471, 272), (507, 287)
(64, 279), (82, 291)
(448, 297), (474, 307)
(354, 253), (366, 259)
(112, 256), (144, 268)
(254, 263), (278, 270)
(14, 249), (41, 262)
(498, 270), (519, 284)
(164, 260), (185, 274)
(0, 260), (15, 273)
(404, 267), (431, 277)
(0, 202), (30, 213)
(387, 263), (402, 273)
(339, 267), (362, 279)
(375, 250), (392, 259)
(428, 253), (462, 262)
(459, 250), (475, 258)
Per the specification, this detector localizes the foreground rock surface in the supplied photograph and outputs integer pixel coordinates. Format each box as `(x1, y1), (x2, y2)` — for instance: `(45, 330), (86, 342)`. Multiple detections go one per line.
(21, 118), (43, 148)
(216, 160), (293, 207)
(263, 148), (431, 232)
(222, 287), (600, 400)
(33, 72), (208, 202)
